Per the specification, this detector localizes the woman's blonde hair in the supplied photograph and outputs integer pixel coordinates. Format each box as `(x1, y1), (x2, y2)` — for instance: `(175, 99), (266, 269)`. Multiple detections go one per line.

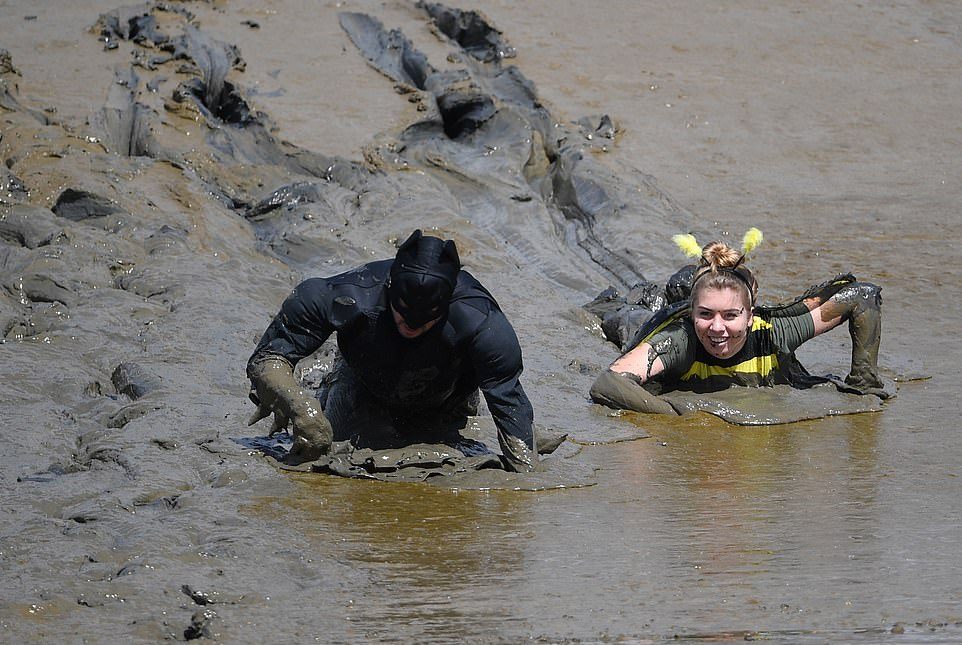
(672, 228), (762, 307)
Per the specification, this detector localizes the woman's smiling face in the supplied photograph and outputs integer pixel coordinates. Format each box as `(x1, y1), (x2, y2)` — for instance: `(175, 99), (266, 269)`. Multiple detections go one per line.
(692, 286), (753, 359)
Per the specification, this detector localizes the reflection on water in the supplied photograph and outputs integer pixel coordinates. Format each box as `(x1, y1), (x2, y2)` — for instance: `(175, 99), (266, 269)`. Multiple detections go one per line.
(517, 414), (885, 637)
(238, 389), (962, 642)
(255, 476), (531, 640)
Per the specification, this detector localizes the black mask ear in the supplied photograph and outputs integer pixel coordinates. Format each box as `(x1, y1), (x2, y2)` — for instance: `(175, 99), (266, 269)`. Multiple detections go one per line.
(439, 239), (460, 274)
(396, 229), (423, 257)
(391, 229), (461, 288)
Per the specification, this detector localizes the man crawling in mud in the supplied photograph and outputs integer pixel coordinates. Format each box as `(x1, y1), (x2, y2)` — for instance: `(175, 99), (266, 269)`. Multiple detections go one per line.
(246, 229), (537, 471)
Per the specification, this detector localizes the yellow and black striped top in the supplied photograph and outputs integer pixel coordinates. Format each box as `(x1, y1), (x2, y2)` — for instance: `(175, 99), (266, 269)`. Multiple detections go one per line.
(640, 312), (816, 393)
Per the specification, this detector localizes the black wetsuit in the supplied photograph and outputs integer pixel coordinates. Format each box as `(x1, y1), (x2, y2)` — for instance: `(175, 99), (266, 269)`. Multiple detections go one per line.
(248, 259), (534, 449)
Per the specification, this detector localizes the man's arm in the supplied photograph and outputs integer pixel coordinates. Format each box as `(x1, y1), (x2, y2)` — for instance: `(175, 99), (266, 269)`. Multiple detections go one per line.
(470, 310), (537, 473)
(248, 278), (336, 370)
(247, 279), (337, 463)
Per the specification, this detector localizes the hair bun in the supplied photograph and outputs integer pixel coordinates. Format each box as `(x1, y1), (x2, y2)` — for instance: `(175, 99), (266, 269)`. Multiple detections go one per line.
(702, 241), (742, 269)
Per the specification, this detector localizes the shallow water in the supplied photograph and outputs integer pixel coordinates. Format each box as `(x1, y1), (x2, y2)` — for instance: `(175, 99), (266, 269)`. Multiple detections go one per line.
(2, 1), (961, 642)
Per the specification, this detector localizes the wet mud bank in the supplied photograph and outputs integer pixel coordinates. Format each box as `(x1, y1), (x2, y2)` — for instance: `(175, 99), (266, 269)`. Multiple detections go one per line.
(0, 1), (666, 639)
(2, 1), (961, 642)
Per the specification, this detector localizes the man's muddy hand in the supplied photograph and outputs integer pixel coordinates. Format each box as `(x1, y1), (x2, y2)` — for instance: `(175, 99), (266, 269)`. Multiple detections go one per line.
(248, 357), (334, 463)
(282, 394), (333, 464)
(498, 430), (539, 473)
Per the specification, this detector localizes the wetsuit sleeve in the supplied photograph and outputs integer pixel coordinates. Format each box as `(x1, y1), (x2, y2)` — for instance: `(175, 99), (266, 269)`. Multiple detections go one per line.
(469, 309), (535, 450)
(248, 278), (335, 371)
(769, 311), (816, 353)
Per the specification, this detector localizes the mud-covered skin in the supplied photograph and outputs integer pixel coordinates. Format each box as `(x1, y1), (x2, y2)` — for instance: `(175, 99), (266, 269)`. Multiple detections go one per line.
(757, 273), (858, 318)
(2, 0), (958, 642)
(613, 313), (816, 393)
(588, 349), (887, 426)
(248, 260), (537, 471)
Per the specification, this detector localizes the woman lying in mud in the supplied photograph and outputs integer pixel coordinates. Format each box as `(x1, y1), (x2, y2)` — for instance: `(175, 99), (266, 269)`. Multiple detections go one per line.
(590, 229), (889, 414)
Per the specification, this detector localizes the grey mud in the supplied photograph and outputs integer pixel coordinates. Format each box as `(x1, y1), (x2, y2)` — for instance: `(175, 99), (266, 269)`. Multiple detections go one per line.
(0, 1), (939, 642)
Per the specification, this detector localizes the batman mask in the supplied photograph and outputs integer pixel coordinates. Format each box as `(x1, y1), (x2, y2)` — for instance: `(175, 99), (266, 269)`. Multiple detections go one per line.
(389, 230), (461, 328)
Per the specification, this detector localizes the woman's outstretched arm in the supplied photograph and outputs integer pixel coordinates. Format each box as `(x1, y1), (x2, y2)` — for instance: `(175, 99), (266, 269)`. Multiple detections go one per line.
(609, 341), (667, 384)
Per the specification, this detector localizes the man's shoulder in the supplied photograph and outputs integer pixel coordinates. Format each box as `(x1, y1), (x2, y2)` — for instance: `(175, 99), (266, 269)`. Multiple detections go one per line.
(452, 269), (497, 302)
(298, 261), (389, 297)
(449, 270), (500, 319)
(289, 261), (389, 316)
(447, 276), (519, 346)
(323, 259), (392, 286)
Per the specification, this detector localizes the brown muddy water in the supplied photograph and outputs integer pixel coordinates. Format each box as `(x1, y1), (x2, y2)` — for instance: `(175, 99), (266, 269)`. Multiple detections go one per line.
(2, 1), (961, 642)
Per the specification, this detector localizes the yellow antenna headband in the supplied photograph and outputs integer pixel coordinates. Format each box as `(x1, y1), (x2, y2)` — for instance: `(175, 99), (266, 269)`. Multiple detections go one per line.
(741, 227), (763, 256)
(671, 233), (702, 258)
(672, 228), (764, 259)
